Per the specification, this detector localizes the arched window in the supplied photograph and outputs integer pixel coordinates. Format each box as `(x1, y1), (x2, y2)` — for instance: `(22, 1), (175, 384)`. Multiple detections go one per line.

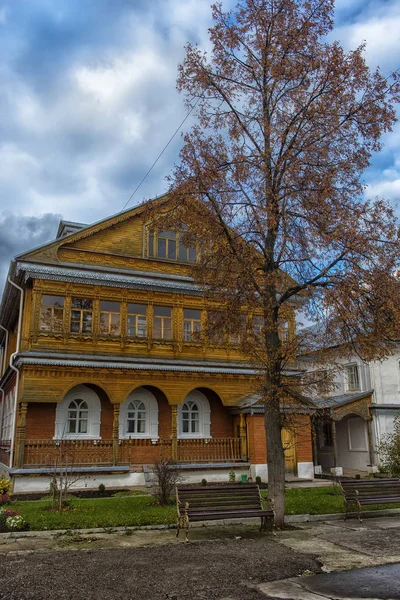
(181, 400), (200, 434)
(55, 385), (101, 439)
(127, 400), (146, 434)
(67, 400), (88, 434)
(119, 387), (159, 439)
(178, 390), (211, 439)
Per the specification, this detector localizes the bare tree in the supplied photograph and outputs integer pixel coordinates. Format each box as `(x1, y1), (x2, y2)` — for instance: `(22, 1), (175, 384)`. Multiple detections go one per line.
(47, 441), (87, 511)
(148, 0), (400, 526)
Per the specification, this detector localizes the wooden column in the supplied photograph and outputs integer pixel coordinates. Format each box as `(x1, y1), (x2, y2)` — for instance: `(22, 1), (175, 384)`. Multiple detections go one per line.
(171, 405), (178, 462)
(331, 420), (338, 469)
(311, 417), (319, 466)
(367, 418), (374, 467)
(15, 402), (28, 468)
(239, 413), (248, 460)
(112, 404), (120, 466)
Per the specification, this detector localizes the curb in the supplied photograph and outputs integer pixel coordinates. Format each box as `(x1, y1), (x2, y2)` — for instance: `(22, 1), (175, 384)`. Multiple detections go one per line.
(1, 508), (399, 540)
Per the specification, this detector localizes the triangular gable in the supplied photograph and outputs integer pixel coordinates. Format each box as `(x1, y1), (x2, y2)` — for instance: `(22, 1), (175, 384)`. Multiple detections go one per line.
(16, 194), (168, 264)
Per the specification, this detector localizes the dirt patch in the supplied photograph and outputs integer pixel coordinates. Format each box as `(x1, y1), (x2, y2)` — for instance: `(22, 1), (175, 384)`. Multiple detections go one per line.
(0, 534), (319, 600)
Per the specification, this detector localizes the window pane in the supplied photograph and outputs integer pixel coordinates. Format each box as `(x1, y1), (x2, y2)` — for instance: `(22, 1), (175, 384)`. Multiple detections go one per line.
(71, 310), (80, 321)
(99, 314), (108, 333)
(182, 420), (189, 433)
(137, 316), (147, 337)
(153, 322), (162, 338)
(128, 303), (146, 315)
(184, 309), (201, 320)
(68, 420), (76, 433)
(179, 242), (187, 261)
(40, 307), (52, 331)
(158, 238), (166, 258)
(137, 419), (146, 433)
(188, 247), (197, 262)
(159, 230), (176, 239)
(42, 295), (64, 307)
(110, 314), (120, 335)
(72, 298), (93, 309)
(154, 306), (172, 317)
(79, 420), (88, 434)
(70, 321), (80, 333)
(100, 301), (120, 312)
(127, 419), (135, 433)
(82, 321), (92, 334)
(167, 239), (176, 259)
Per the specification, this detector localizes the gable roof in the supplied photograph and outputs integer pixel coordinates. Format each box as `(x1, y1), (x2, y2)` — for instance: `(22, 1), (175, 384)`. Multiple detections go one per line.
(15, 193), (168, 262)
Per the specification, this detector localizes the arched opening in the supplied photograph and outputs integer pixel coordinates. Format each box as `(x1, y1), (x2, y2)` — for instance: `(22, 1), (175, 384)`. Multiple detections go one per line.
(55, 384), (103, 439)
(178, 389), (210, 438)
(119, 386), (169, 440)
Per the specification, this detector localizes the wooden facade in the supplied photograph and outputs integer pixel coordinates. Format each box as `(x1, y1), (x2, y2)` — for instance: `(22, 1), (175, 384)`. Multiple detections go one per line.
(0, 199), (313, 488)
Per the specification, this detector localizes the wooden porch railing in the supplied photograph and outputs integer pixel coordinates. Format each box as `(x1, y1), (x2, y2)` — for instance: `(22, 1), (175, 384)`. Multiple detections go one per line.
(177, 438), (242, 462)
(23, 439), (114, 468)
(0, 439), (11, 467)
(22, 437), (243, 467)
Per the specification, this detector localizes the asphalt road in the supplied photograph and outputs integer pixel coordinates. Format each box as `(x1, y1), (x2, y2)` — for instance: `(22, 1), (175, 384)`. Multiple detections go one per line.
(259, 562), (400, 600)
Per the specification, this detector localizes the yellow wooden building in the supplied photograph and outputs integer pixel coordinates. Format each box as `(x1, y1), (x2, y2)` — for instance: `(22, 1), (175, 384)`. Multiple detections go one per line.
(0, 198), (313, 492)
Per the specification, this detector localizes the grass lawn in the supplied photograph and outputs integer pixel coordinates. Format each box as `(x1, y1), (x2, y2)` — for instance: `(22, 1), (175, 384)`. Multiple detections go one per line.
(10, 486), (400, 531)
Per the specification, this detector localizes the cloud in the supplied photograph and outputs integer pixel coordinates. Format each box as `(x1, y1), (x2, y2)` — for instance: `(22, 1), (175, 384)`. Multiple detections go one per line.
(0, 212), (61, 287)
(0, 0), (399, 295)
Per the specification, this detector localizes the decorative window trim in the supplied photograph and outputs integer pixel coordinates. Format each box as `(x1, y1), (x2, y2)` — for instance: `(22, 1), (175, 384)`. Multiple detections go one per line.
(119, 387), (159, 440)
(178, 390), (211, 439)
(55, 385), (101, 439)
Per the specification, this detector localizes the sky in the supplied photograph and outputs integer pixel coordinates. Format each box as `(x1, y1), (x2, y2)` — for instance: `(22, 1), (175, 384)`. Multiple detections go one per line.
(0, 0), (400, 290)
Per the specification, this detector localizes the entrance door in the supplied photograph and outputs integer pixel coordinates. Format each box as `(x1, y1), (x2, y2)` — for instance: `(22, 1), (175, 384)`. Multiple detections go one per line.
(281, 428), (297, 473)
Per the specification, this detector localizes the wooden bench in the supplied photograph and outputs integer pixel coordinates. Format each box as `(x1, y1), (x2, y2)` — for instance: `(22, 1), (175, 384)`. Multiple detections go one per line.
(176, 484), (274, 541)
(340, 478), (400, 521)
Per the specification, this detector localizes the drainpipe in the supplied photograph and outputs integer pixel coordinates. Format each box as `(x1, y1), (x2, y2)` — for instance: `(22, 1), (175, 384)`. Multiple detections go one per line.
(0, 387), (4, 441)
(0, 325), (8, 376)
(7, 279), (24, 470)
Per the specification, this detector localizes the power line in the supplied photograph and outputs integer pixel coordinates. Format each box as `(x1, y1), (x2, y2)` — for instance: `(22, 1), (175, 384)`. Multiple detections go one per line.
(120, 98), (200, 212)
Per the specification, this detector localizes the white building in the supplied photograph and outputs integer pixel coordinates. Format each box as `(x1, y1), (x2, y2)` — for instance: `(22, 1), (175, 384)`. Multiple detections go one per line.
(309, 352), (400, 476)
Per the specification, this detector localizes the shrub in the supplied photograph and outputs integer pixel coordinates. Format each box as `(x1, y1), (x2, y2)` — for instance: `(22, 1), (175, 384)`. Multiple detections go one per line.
(0, 493), (11, 506)
(98, 483), (106, 494)
(6, 514), (28, 531)
(377, 414), (400, 476)
(255, 476), (262, 485)
(0, 478), (12, 496)
(151, 460), (182, 506)
(355, 474), (361, 479)
(201, 478), (207, 486)
(229, 469), (236, 483)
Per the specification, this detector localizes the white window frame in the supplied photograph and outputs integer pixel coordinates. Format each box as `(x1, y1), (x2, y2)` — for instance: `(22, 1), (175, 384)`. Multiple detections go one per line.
(55, 385), (101, 440)
(119, 387), (159, 440)
(178, 390), (211, 439)
(345, 363), (360, 392)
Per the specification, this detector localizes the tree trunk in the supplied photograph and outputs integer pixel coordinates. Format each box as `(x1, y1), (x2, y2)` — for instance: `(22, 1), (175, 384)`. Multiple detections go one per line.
(264, 393), (285, 528)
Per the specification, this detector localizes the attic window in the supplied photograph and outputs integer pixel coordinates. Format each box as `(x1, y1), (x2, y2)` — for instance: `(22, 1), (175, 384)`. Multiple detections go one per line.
(147, 230), (197, 263)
